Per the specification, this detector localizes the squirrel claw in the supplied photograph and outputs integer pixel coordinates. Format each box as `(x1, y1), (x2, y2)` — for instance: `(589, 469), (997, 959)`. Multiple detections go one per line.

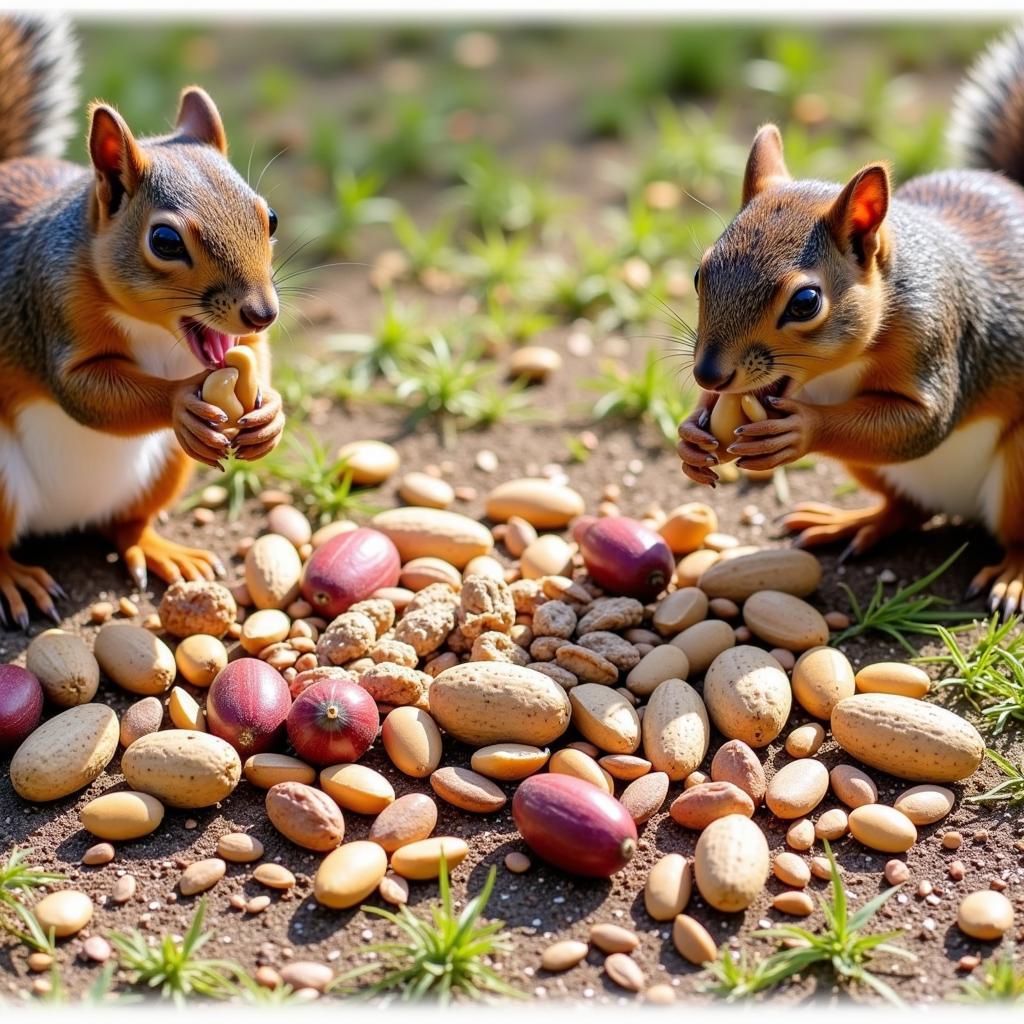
(14, 608), (30, 631)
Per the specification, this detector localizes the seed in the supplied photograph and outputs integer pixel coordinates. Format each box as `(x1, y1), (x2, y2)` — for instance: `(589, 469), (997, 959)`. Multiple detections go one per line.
(814, 807), (849, 841)
(246, 895), (272, 914)
(957, 890), (1015, 940)
(848, 804), (917, 853)
(82, 842), (115, 866)
(253, 863), (296, 890)
(111, 875), (137, 904)
(589, 923), (639, 954)
(504, 851), (531, 874)
(810, 857), (833, 880)
(378, 873), (410, 906)
(390, 837), (469, 881)
(942, 830), (963, 850)
(949, 860), (966, 881)
(217, 832), (264, 863)
(773, 852), (810, 888)
(772, 891), (814, 916)
(644, 983), (677, 1004)
(33, 890), (93, 937)
(541, 939), (589, 972)
(314, 841), (389, 909)
(884, 860), (910, 886)
(280, 961), (334, 993)
(83, 935), (112, 963)
(179, 858), (226, 896)
(90, 601), (113, 624)
(786, 818), (815, 852)
(27, 952), (53, 972)
(604, 952), (645, 992)
(785, 723), (826, 759)
(644, 853), (692, 921)
(672, 914), (717, 965)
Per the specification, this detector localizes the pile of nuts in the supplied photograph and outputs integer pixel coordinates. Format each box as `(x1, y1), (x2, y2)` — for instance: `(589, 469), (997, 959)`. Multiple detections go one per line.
(2, 470), (1019, 1001)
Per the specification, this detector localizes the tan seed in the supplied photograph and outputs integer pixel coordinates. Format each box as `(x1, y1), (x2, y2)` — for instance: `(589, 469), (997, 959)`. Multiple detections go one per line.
(390, 837), (469, 881)
(772, 891), (814, 916)
(179, 858), (226, 896)
(620, 771), (669, 824)
(33, 890), (93, 937)
(27, 952), (54, 972)
(541, 939), (589, 972)
(786, 818), (815, 851)
(505, 851), (531, 874)
(604, 952), (645, 992)
(829, 764), (878, 809)
(848, 804), (917, 853)
(83, 935), (112, 963)
(589, 922), (639, 953)
(672, 914), (717, 965)
(773, 852), (811, 888)
(785, 722), (826, 759)
(810, 856), (833, 880)
(957, 890), (1014, 940)
(246, 895), (271, 914)
(82, 842), (115, 866)
(379, 873), (410, 906)
(884, 860), (910, 886)
(111, 874), (137, 904)
(280, 961), (334, 993)
(244, 752), (317, 789)
(368, 793), (439, 853)
(766, 759), (829, 819)
(314, 841), (389, 909)
(893, 784), (955, 826)
(644, 983), (677, 1004)
(815, 807), (849, 841)
(253, 863), (296, 890)
(217, 833), (264, 863)
(942, 830), (963, 850)
(644, 853), (692, 921)
(430, 766), (506, 813)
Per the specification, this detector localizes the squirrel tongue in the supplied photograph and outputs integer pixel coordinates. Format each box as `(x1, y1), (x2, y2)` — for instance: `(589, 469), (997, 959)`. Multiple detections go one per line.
(182, 318), (235, 368)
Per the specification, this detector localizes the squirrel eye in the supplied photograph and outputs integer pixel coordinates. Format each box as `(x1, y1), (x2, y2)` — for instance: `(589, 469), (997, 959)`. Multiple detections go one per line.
(786, 286), (822, 322)
(149, 225), (187, 262)
(267, 207), (278, 237)
(693, 266), (700, 291)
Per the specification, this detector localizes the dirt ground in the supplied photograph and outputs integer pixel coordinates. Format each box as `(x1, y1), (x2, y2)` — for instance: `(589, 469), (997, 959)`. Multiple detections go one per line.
(2, 20), (1023, 1008)
(1, 339), (1021, 1006)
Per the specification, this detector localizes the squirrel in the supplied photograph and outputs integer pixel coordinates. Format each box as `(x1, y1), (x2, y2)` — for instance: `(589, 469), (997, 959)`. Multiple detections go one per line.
(0, 14), (284, 627)
(678, 25), (1024, 618)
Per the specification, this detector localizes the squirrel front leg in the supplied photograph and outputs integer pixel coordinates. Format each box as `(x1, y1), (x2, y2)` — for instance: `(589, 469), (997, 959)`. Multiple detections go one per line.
(728, 391), (945, 470)
(53, 353), (233, 468)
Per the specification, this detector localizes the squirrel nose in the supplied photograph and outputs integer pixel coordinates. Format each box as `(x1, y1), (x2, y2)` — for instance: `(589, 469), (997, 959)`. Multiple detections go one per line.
(240, 302), (277, 331)
(693, 350), (735, 391)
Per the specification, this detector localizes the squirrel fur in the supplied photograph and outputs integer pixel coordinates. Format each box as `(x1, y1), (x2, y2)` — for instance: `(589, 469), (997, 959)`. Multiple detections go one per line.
(0, 14), (284, 626)
(679, 25), (1024, 616)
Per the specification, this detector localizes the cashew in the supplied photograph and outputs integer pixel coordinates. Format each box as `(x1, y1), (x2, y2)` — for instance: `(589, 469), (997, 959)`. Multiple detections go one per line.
(225, 345), (259, 411)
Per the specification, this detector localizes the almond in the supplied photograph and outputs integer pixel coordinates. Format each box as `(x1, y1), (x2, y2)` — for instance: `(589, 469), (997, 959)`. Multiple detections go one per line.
(742, 591), (829, 651)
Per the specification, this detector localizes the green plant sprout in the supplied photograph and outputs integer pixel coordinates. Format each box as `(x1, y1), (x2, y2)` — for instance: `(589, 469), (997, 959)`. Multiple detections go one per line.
(954, 945), (1024, 1003)
(968, 748), (1024, 806)
(325, 170), (397, 255)
(707, 841), (913, 1004)
(830, 545), (974, 653)
(0, 847), (63, 953)
(585, 348), (695, 447)
(327, 292), (428, 386)
(108, 898), (241, 1005)
(922, 616), (1024, 733)
(335, 857), (520, 1003)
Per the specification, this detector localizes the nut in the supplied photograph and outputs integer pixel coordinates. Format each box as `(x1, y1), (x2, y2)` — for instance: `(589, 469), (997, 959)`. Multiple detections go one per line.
(576, 597), (644, 634)
(316, 612), (377, 665)
(458, 576), (515, 638)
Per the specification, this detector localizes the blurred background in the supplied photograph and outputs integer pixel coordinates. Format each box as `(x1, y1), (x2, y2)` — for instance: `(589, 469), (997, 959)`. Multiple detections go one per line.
(71, 20), (1011, 513)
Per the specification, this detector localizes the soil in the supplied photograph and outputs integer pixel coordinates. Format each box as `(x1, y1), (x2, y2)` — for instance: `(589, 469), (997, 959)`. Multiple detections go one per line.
(2, 20), (1022, 1009)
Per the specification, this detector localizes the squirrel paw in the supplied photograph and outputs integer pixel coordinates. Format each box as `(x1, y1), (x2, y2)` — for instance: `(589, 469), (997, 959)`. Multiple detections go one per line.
(781, 499), (925, 560)
(968, 551), (1024, 618)
(122, 528), (225, 590)
(0, 554), (64, 629)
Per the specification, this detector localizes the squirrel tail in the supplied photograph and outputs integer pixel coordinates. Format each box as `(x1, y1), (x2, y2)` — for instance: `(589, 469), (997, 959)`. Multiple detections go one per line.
(0, 14), (78, 161)
(949, 25), (1024, 184)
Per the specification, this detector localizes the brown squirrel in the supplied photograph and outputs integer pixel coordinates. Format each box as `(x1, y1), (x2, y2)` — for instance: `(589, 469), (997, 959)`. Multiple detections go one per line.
(0, 15), (284, 626)
(679, 26), (1024, 617)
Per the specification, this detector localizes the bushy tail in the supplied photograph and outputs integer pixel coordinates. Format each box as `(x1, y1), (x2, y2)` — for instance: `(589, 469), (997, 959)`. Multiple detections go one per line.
(0, 14), (78, 161)
(949, 25), (1024, 185)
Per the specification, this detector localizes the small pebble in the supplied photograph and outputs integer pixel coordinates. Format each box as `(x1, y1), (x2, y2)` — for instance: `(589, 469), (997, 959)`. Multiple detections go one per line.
(942, 831), (963, 850)
(884, 860), (910, 886)
(246, 895), (272, 914)
(948, 860), (966, 881)
(823, 611), (850, 629)
(111, 874), (137, 904)
(82, 935), (112, 963)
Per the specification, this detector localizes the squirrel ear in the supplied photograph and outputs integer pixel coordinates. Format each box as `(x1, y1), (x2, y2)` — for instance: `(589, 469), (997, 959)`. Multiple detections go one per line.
(828, 163), (890, 265)
(742, 124), (790, 206)
(88, 104), (146, 218)
(175, 87), (227, 154)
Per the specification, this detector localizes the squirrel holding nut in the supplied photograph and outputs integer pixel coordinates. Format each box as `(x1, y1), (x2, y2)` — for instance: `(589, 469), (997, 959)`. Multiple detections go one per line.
(679, 26), (1024, 617)
(0, 15), (284, 626)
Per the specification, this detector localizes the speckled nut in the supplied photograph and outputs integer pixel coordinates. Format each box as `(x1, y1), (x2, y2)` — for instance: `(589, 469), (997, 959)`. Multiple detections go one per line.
(576, 597), (645, 634)
(358, 663), (431, 707)
(393, 603), (457, 656)
(529, 662), (578, 688)
(458, 576), (515, 639)
(368, 639), (419, 668)
(347, 598), (396, 637)
(315, 611), (377, 665)
(576, 630), (641, 670)
(555, 643), (619, 685)
(158, 580), (236, 638)
(471, 631), (531, 665)
(531, 600), (577, 638)
(509, 578), (548, 614)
